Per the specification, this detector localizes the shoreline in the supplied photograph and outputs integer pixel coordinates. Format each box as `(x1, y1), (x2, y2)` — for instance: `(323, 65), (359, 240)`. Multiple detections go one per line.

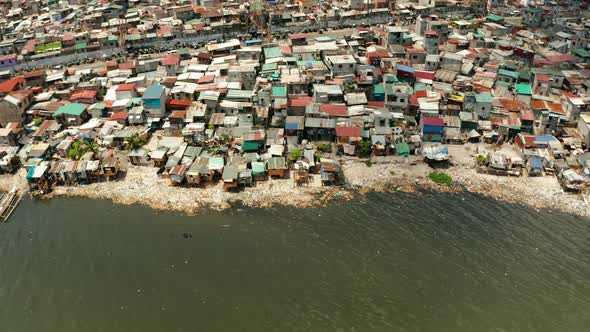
(3, 153), (588, 218)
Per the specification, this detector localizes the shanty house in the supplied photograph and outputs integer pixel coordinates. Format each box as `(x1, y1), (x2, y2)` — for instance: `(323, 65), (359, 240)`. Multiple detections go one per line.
(0, 90), (33, 126)
(52, 103), (88, 126)
(142, 84), (167, 118)
(421, 117), (445, 142)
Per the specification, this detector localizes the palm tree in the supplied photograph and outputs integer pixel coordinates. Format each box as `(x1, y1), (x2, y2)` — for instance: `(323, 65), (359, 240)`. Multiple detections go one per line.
(68, 141), (85, 160)
(125, 134), (147, 151)
(83, 141), (99, 158)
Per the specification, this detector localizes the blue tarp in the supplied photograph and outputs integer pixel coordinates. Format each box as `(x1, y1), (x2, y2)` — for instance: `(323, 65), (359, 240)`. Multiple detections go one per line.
(534, 135), (557, 142)
(285, 123), (299, 130)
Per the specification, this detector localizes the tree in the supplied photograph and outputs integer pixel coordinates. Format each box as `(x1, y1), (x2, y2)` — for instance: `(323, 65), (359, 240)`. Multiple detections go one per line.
(288, 149), (302, 161)
(68, 141), (85, 160)
(358, 140), (372, 158)
(83, 140), (99, 157)
(316, 143), (332, 153)
(125, 134), (147, 151)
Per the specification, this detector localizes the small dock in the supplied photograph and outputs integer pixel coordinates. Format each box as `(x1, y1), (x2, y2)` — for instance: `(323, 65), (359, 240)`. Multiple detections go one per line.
(0, 189), (22, 223)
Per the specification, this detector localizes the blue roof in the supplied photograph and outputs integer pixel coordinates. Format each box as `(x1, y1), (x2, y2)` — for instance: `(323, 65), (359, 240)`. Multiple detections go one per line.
(535, 135), (558, 142)
(143, 84), (164, 100)
(285, 123), (299, 130)
(396, 64), (414, 73)
(531, 158), (543, 169)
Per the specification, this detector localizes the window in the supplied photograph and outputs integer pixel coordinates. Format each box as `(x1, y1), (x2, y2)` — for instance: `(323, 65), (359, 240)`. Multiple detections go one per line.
(400, 98), (405, 103)
(338, 64), (342, 69)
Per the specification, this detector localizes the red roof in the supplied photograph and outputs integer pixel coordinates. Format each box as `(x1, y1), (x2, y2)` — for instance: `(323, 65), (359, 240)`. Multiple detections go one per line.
(422, 117), (445, 126)
(63, 34), (74, 41)
(162, 54), (180, 66)
(548, 54), (577, 63)
(198, 74), (215, 84)
(116, 83), (137, 92)
(320, 104), (348, 117)
(288, 96), (313, 107)
(535, 74), (551, 82)
(547, 102), (565, 114)
(173, 5), (193, 12)
(288, 33), (307, 40)
(519, 134), (536, 147)
(0, 54), (16, 62)
(367, 101), (385, 108)
(23, 70), (46, 79)
(7, 89), (33, 103)
(336, 126), (362, 137)
(280, 45), (292, 55)
(108, 112), (128, 121)
(530, 100), (547, 109)
(414, 70), (435, 80)
(520, 109), (535, 121)
(166, 99), (192, 108)
(0, 77), (24, 93)
(170, 110), (187, 118)
(118, 61), (137, 70)
(415, 90), (428, 98)
(499, 99), (523, 112)
(425, 30), (439, 36)
(22, 39), (36, 52)
(368, 50), (390, 58)
(407, 48), (427, 54)
(70, 90), (97, 101)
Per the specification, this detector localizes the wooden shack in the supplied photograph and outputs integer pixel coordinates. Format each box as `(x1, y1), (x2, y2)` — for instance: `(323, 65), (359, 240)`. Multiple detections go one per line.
(102, 157), (119, 179)
(267, 156), (287, 178)
(169, 164), (188, 186)
(222, 163), (239, 191)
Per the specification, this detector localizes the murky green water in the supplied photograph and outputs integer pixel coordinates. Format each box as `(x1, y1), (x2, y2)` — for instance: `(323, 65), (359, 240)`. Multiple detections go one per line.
(1, 192), (589, 331)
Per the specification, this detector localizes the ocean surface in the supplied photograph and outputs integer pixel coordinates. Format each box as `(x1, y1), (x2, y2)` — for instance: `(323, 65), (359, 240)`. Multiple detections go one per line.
(1, 192), (589, 332)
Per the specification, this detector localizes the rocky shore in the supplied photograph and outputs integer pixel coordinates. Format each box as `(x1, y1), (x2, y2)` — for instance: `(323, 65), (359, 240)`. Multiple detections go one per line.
(2, 153), (588, 218)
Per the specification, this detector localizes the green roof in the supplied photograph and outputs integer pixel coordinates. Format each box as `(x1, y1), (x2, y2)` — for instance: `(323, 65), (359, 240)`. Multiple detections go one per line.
(262, 62), (278, 72)
(373, 84), (384, 94)
(54, 103), (86, 117)
(75, 42), (87, 50)
(414, 83), (429, 92)
(127, 34), (141, 41)
(251, 161), (265, 175)
(263, 47), (282, 59)
(315, 36), (334, 42)
(281, 12), (291, 19)
(242, 141), (260, 152)
(394, 142), (410, 156)
(177, 48), (190, 55)
(515, 84), (532, 95)
(271, 86), (287, 98)
(519, 70), (531, 80)
(498, 69), (519, 80)
(525, 7), (544, 14)
(574, 49), (590, 58)
(475, 92), (493, 103)
(250, 1), (263, 9)
(486, 14), (504, 22)
(90, 103), (105, 110)
(186, 18), (202, 24)
(107, 35), (118, 42)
